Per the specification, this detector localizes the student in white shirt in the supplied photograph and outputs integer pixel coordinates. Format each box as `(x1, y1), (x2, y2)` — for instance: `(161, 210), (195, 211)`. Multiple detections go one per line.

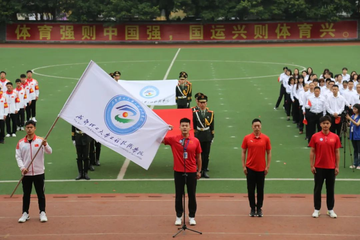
(326, 85), (350, 138)
(14, 79), (27, 131)
(285, 76), (295, 121)
(298, 83), (309, 134)
(4, 82), (19, 137)
(319, 78), (327, 91)
(342, 81), (356, 105)
(274, 67), (289, 109)
(341, 67), (350, 82)
(339, 80), (348, 96)
(0, 71), (10, 92)
(350, 84), (360, 106)
(0, 89), (8, 144)
(292, 77), (304, 124)
(351, 73), (359, 87)
(335, 74), (343, 86)
(305, 86), (327, 143)
(26, 70), (39, 122)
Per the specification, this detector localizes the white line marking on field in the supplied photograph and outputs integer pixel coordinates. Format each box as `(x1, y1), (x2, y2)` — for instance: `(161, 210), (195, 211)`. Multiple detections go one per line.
(1, 178), (360, 183)
(31, 60), (305, 82)
(117, 48), (181, 180)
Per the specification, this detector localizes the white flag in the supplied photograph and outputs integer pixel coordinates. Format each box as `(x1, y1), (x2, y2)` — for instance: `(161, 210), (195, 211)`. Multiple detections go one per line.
(118, 80), (178, 106)
(59, 61), (169, 170)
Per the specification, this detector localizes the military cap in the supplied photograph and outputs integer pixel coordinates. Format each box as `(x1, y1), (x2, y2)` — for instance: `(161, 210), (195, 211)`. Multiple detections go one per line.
(113, 71), (121, 76)
(197, 95), (208, 102)
(194, 92), (204, 99)
(179, 71), (188, 79)
(109, 72), (114, 78)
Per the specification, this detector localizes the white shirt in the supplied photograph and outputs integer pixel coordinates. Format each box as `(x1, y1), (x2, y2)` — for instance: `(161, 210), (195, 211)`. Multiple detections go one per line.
(299, 89), (309, 106)
(339, 86), (347, 95)
(27, 79), (39, 99)
(0, 79), (9, 92)
(4, 91), (19, 114)
(305, 95), (326, 115)
(14, 87), (27, 109)
(0, 95), (9, 120)
(282, 75), (290, 89)
(278, 72), (286, 83)
(294, 84), (304, 100)
(21, 82), (35, 104)
(304, 75), (310, 84)
(342, 74), (350, 81)
(326, 94), (348, 115)
(342, 89), (356, 105)
(350, 92), (360, 106)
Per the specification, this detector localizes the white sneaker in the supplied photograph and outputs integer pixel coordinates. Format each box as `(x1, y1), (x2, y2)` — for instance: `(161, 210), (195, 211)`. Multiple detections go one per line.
(175, 217), (182, 226)
(17, 126), (20, 131)
(189, 217), (196, 226)
(32, 117), (37, 122)
(350, 165), (356, 169)
(12, 133), (16, 137)
(20, 127), (25, 131)
(5, 134), (10, 137)
(312, 210), (320, 218)
(39, 211), (48, 222)
(274, 107), (277, 110)
(327, 210), (337, 218)
(18, 212), (30, 223)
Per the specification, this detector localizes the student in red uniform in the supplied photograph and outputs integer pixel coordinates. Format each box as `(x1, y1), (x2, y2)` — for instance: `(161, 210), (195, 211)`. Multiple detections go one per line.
(242, 118), (272, 217)
(163, 118), (202, 226)
(309, 115), (341, 218)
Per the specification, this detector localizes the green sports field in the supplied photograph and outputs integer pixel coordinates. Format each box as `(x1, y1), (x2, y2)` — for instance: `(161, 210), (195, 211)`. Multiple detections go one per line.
(1, 44), (360, 195)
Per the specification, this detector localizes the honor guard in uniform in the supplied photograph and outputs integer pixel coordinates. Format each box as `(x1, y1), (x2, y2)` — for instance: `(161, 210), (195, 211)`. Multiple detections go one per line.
(193, 95), (214, 178)
(72, 126), (91, 180)
(113, 71), (121, 82)
(191, 92), (204, 112)
(109, 72), (114, 79)
(176, 71), (192, 109)
(89, 139), (101, 168)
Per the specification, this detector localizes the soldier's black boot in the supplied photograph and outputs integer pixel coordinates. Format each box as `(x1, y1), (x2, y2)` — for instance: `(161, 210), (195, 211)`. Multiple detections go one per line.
(84, 171), (90, 180)
(75, 159), (83, 180)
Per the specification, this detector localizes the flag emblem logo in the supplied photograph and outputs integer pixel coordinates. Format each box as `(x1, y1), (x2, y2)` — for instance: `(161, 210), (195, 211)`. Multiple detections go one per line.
(140, 85), (159, 99)
(105, 95), (147, 135)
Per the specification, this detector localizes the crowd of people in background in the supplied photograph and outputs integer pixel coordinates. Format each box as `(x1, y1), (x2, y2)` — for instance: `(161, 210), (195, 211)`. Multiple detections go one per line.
(274, 66), (360, 169)
(0, 70), (39, 144)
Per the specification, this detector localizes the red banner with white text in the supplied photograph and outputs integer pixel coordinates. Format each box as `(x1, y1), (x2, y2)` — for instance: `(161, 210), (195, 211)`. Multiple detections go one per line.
(6, 21), (358, 42)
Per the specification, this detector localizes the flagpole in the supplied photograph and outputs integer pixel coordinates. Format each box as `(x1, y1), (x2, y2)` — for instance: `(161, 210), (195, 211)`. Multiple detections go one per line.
(10, 116), (60, 198)
(10, 61), (96, 197)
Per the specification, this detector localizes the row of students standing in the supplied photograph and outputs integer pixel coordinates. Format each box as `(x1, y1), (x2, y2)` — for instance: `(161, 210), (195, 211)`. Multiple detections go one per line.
(0, 71), (39, 144)
(275, 67), (360, 169)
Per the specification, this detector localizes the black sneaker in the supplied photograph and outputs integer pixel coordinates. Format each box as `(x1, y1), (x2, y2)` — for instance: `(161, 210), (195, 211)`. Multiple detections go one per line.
(249, 209), (256, 217)
(257, 208), (263, 217)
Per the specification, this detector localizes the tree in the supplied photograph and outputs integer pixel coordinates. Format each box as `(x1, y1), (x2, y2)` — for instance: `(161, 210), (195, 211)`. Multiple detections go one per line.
(0, 0), (22, 23)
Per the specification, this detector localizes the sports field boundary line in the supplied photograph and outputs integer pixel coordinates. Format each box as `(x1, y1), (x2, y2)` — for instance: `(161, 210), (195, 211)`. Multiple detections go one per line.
(0, 232), (359, 238)
(1, 177), (360, 183)
(117, 48), (181, 180)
